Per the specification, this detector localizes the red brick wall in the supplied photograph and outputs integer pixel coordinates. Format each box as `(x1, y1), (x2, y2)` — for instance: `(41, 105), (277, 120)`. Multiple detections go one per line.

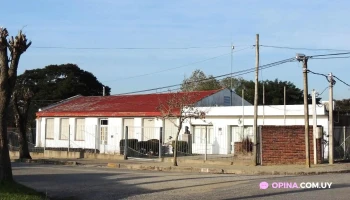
(261, 126), (322, 165)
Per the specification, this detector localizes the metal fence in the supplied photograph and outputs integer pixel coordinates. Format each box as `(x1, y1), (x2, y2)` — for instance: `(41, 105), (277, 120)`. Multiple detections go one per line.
(7, 125), (259, 162)
(7, 128), (43, 153)
(334, 126), (350, 160)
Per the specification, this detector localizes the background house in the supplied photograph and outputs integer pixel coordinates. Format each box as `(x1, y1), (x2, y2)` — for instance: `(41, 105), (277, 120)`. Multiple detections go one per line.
(35, 88), (250, 154)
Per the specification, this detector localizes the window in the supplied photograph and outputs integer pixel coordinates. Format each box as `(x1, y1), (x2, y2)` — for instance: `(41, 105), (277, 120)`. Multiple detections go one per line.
(75, 118), (85, 141)
(123, 118), (135, 139)
(60, 118), (69, 140)
(100, 119), (108, 145)
(46, 118), (54, 139)
(193, 126), (213, 144)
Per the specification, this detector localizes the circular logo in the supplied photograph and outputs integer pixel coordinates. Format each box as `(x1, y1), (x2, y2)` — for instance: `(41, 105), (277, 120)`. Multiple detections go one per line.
(260, 181), (269, 190)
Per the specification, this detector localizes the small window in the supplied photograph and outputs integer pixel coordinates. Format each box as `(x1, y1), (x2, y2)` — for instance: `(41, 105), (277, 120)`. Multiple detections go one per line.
(100, 119), (108, 126)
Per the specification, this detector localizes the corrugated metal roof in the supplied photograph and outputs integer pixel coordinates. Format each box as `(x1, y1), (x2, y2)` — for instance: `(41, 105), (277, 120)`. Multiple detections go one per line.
(36, 89), (221, 117)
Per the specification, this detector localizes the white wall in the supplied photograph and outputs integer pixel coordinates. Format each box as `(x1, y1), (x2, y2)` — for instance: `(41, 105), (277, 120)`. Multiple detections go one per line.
(36, 104), (329, 157)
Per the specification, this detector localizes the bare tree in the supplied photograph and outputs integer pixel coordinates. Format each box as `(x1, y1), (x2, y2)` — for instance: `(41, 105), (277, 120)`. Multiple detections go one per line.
(12, 88), (34, 159)
(157, 91), (206, 166)
(0, 27), (31, 181)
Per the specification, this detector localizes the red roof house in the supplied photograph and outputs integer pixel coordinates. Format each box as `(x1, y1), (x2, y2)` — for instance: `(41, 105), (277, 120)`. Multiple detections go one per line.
(36, 89), (225, 117)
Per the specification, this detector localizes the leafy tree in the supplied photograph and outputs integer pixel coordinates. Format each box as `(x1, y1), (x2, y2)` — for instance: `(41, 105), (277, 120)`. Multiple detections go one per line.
(181, 69), (221, 91)
(335, 99), (350, 112)
(0, 28), (31, 181)
(10, 64), (111, 159)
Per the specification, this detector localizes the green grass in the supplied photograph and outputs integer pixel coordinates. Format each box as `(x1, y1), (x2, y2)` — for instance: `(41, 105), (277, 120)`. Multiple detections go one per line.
(0, 181), (48, 200)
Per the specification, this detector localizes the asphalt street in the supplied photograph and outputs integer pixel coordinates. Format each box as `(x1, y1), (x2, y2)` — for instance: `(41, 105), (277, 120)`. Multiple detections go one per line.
(12, 163), (350, 200)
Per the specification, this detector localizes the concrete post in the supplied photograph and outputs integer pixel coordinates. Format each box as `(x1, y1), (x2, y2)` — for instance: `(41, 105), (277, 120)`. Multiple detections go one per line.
(205, 126), (207, 161)
(159, 127), (162, 159)
(124, 126), (128, 160)
(68, 125), (70, 152)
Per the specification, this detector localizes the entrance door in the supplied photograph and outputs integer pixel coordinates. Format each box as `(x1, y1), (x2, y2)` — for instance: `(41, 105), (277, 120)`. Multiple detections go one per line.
(100, 119), (108, 153)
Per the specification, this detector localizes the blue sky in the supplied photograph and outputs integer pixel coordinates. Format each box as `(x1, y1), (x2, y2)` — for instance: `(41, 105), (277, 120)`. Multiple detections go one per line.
(2, 0), (350, 101)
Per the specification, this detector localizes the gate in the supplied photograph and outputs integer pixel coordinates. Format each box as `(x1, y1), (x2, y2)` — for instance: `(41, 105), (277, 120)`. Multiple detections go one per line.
(334, 126), (350, 161)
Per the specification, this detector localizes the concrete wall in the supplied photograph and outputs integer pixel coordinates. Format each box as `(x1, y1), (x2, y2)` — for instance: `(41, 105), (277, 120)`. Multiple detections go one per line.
(9, 150), (124, 160)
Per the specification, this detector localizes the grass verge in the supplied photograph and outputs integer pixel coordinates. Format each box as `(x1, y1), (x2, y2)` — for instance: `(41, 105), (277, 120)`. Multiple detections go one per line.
(0, 181), (48, 200)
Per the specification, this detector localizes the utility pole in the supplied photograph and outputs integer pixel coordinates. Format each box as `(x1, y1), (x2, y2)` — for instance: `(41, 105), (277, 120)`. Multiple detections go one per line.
(328, 73), (334, 164)
(263, 84), (265, 125)
(284, 86), (286, 125)
(230, 44), (234, 106)
(253, 34), (259, 166)
(296, 53), (310, 168)
(312, 89), (317, 165)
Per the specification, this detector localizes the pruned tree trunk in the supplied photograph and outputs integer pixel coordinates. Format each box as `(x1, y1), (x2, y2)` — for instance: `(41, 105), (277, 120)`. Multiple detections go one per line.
(0, 97), (13, 181)
(173, 122), (182, 166)
(13, 92), (32, 159)
(0, 28), (31, 181)
(18, 123), (31, 159)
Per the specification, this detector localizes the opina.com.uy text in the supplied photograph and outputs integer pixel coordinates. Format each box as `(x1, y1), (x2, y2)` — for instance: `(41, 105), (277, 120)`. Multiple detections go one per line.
(259, 182), (332, 189)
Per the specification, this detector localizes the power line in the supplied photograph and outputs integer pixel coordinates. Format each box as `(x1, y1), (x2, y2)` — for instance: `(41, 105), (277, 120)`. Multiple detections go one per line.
(260, 45), (350, 52)
(309, 56), (350, 60)
(306, 69), (329, 81)
(316, 86), (330, 97)
(308, 52), (350, 58)
(104, 46), (253, 82)
(333, 75), (350, 87)
(31, 45), (251, 50)
(114, 57), (296, 95)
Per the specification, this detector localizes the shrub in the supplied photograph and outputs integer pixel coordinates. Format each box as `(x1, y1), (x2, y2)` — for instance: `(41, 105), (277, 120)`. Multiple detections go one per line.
(120, 139), (138, 155)
(242, 136), (253, 152)
(138, 139), (159, 156)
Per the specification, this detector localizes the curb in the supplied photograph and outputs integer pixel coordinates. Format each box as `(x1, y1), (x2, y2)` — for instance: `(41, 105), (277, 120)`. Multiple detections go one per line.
(106, 163), (350, 175)
(11, 159), (79, 166)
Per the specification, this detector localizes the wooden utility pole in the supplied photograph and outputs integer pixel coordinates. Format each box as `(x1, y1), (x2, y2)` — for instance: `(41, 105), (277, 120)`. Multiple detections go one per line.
(253, 34), (259, 166)
(302, 57), (311, 168)
(328, 73), (334, 164)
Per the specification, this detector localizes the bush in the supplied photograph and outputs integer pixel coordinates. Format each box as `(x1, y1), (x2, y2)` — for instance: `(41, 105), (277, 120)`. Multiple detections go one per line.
(172, 140), (189, 154)
(138, 139), (159, 156)
(120, 139), (138, 155)
(242, 136), (253, 152)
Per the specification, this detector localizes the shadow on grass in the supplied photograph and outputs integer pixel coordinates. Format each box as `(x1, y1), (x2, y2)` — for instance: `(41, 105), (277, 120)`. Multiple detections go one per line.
(0, 181), (49, 200)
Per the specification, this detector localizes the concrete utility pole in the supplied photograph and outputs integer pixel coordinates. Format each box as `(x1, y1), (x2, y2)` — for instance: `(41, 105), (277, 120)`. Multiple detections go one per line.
(296, 53), (310, 168)
(253, 34), (259, 166)
(328, 73), (334, 164)
(312, 89), (317, 165)
(284, 86), (286, 125)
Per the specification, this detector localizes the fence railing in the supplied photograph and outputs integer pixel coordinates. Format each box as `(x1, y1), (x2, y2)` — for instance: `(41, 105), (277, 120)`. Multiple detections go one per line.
(7, 125), (258, 162)
(334, 126), (350, 160)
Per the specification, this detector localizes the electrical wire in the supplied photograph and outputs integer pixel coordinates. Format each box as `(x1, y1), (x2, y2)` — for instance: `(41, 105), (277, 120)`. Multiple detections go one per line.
(114, 57), (296, 95)
(104, 46), (253, 82)
(260, 45), (350, 52)
(306, 70), (329, 82)
(316, 86), (329, 97)
(308, 52), (350, 58)
(310, 56), (350, 60)
(333, 75), (350, 87)
(31, 45), (251, 50)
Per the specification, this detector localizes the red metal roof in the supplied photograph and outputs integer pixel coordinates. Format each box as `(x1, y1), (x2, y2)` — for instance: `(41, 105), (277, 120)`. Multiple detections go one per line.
(36, 89), (222, 117)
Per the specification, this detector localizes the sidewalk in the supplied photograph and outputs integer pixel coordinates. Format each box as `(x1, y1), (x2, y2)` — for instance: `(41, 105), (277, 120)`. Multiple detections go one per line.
(12, 157), (350, 175)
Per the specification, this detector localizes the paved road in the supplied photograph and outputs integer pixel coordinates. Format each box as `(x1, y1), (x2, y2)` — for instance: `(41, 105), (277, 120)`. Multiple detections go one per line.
(12, 163), (350, 200)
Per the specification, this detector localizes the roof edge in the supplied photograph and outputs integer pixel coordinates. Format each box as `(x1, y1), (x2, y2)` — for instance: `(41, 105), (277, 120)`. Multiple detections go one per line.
(39, 95), (83, 111)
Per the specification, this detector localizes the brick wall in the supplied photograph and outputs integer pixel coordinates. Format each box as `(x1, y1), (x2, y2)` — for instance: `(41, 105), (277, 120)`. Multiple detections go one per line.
(261, 126), (322, 165)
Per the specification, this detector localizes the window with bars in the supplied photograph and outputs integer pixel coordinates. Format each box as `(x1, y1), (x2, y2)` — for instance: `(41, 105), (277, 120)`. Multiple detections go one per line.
(60, 118), (69, 140)
(46, 118), (54, 139)
(193, 126), (213, 144)
(75, 118), (85, 141)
